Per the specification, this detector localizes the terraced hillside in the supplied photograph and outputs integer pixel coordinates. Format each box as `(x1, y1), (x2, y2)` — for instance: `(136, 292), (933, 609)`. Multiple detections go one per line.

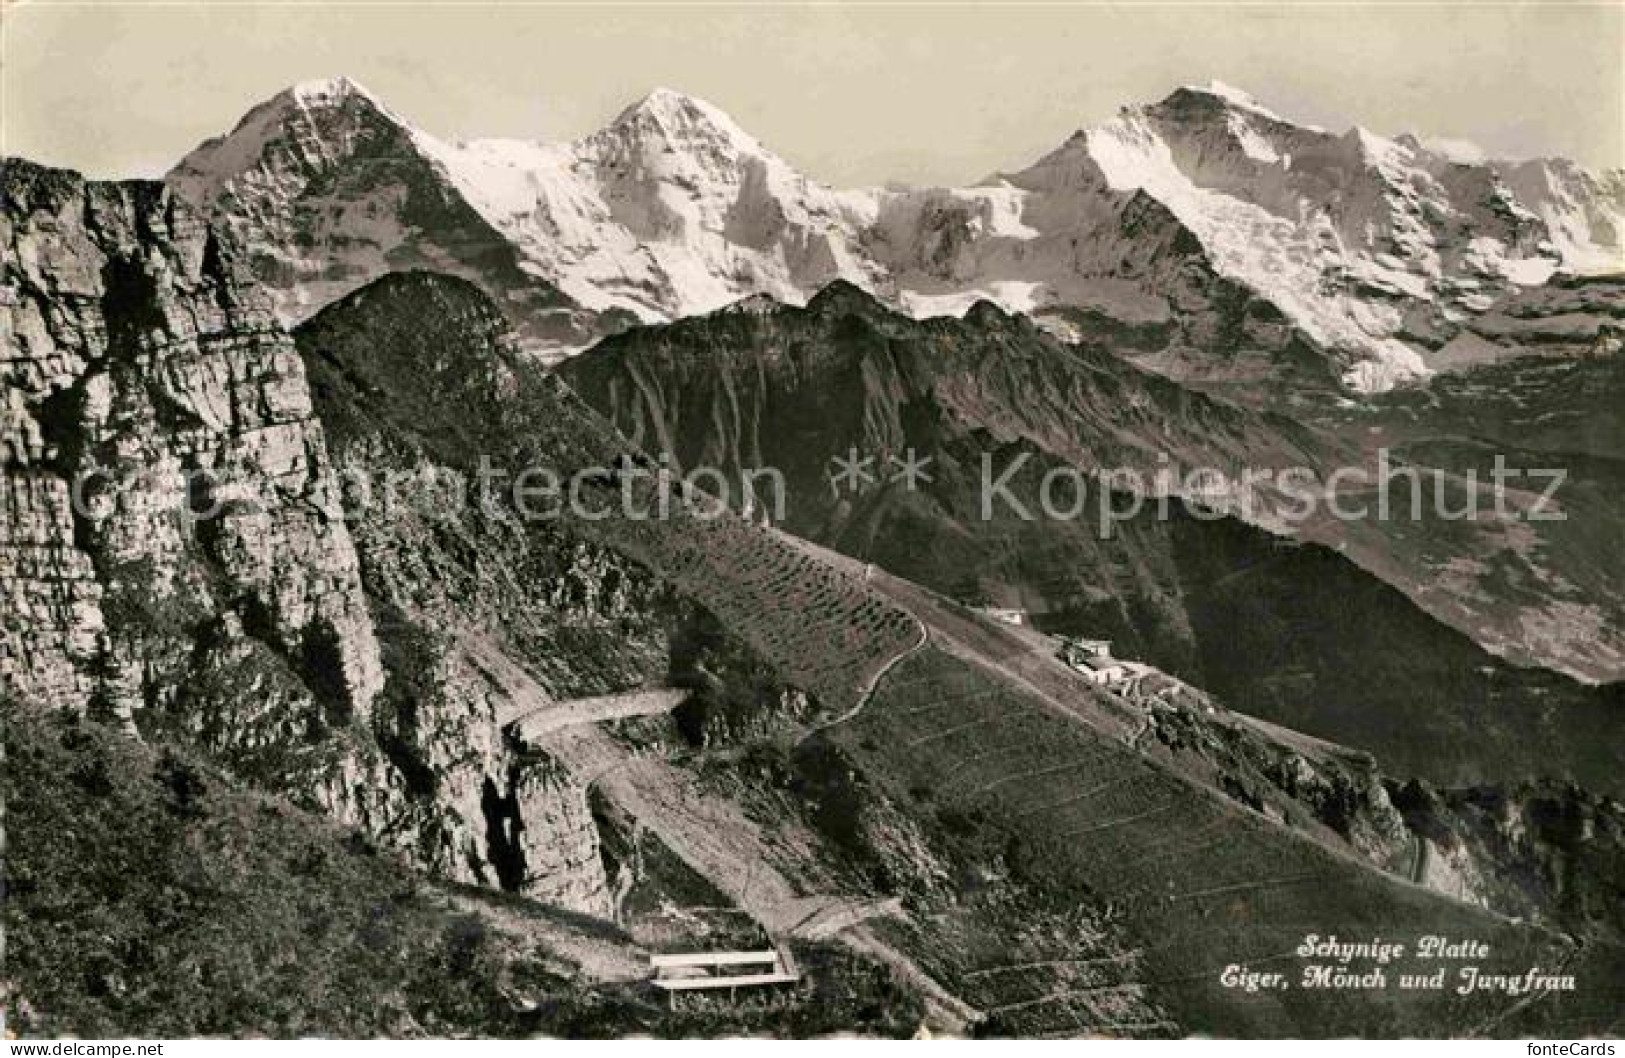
(558, 285), (1625, 791)
(824, 578), (1625, 1037)
(296, 272), (920, 715)
(513, 563), (1625, 1037)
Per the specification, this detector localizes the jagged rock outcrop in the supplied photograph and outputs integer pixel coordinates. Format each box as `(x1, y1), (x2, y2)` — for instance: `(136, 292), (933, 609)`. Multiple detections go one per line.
(1043, 658), (1623, 940)
(1435, 272), (1625, 367)
(1388, 780), (1625, 941)
(1, 161), (614, 912)
(417, 87), (883, 328)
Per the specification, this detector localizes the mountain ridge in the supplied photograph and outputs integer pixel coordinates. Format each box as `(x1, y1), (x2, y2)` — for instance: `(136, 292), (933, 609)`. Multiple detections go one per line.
(167, 76), (1623, 388)
(558, 281), (1625, 786)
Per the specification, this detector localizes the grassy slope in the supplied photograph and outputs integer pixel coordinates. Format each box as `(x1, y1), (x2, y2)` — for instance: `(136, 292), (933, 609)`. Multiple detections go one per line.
(2, 702), (928, 1038)
(557, 287), (1625, 780)
(293, 274), (1625, 1036)
(1, 702), (652, 1037)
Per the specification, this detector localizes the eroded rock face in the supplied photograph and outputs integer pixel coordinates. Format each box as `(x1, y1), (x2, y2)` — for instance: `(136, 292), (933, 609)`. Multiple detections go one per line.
(287, 272), (925, 914)
(2, 159), (382, 730)
(2, 161), (611, 914)
(0, 474), (103, 706)
(1387, 780), (1625, 941)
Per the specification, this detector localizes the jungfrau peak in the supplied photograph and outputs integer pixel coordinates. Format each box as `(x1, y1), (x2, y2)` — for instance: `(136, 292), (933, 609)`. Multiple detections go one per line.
(1048, 80), (1622, 389)
(169, 77), (1624, 391)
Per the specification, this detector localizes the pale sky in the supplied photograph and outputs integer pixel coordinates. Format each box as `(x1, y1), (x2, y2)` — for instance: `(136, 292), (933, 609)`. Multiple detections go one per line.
(3, 1), (1621, 186)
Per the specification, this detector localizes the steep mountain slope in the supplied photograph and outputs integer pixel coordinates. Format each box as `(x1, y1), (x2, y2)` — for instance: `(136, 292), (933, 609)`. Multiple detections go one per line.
(1300, 276), (1625, 682)
(1165, 513), (1623, 793)
(1, 162), (943, 1031)
(983, 83), (1622, 391)
(779, 568), (1625, 1037)
(165, 77), (599, 354)
(294, 272), (922, 718)
(10, 193), (1625, 1033)
(169, 78), (1622, 391)
(3, 158), (387, 805)
(560, 280), (1331, 508)
(4, 699), (929, 1038)
(1, 161), (904, 918)
(419, 88), (883, 325)
(1422, 272), (1625, 373)
(558, 285), (1625, 790)
(1, 160), (630, 913)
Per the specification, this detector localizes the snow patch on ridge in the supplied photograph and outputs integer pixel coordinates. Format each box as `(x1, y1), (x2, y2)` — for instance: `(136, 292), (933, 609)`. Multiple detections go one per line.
(1419, 136), (1489, 166)
(1189, 79), (1290, 124)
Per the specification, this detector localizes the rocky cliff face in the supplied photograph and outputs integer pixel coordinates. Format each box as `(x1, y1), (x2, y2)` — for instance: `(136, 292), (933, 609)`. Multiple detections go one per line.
(2, 159), (382, 770)
(1128, 677), (1625, 942)
(1388, 780), (1625, 941)
(291, 272), (679, 913)
(561, 280), (1329, 506)
(286, 269), (925, 911)
(1, 161), (613, 912)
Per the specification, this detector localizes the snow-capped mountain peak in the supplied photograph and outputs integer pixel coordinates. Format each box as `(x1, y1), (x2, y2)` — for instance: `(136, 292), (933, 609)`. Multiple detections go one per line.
(416, 86), (883, 322)
(577, 85), (783, 201)
(605, 87), (760, 150)
(1174, 79), (1294, 124)
(169, 74), (408, 206)
(1413, 134), (1489, 166)
(168, 78), (1624, 391)
(288, 74), (375, 106)
(1028, 83), (1622, 387)
(167, 75), (596, 351)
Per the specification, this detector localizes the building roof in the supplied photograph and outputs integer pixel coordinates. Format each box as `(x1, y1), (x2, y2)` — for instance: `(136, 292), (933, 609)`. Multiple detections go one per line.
(1075, 654), (1124, 672)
